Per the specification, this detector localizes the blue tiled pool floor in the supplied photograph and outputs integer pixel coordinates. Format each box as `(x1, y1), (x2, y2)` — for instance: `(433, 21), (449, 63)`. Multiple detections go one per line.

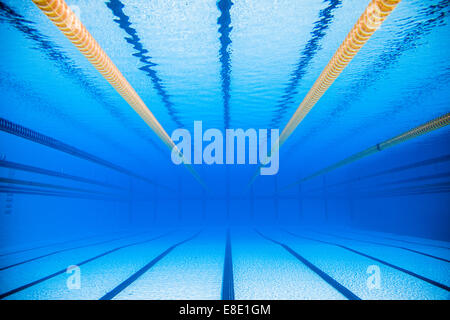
(0, 227), (448, 300)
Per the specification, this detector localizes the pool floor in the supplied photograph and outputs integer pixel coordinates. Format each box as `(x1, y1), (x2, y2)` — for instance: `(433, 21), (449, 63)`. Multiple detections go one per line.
(0, 226), (449, 300)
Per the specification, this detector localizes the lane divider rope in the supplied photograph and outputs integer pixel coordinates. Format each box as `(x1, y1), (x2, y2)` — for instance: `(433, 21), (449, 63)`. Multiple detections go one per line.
(278, 0), (401, 147)
(283, 112), (450, 189)
(31, 0), (207, 189)
(248, 0), (401, 188)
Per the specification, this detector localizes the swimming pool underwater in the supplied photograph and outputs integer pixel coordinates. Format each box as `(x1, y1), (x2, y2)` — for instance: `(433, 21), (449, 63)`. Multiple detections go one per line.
(0, 0), (449, 300)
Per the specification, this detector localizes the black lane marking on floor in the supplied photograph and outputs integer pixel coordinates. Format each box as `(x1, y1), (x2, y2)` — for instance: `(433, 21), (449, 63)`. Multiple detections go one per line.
(0, 231), (148, 271)
(284, 230), (450, 292)
(99, 231), (201, 300)
(0, 232), (171, 299)
(255, 229), (360, 300)
(309, 230), (450, 263)
(345, 230), (450, 250)
(221, 228), (235, 300)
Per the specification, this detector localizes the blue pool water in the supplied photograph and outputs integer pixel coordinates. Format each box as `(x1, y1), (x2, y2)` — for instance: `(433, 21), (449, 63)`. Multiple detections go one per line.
(0, 0), (449, 300)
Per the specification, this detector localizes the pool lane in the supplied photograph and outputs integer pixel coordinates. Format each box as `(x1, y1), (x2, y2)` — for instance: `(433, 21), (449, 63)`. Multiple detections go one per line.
(231, 228), (346, 300)
(111, 229), (223, 300)
(0, 232), (110, 257)
(0, 229), (177, 299)
(332, 229), (450, 266)
(308, 229), (450, 263)
(279, 229), (450, 300)
(222, 228), (234, 300)
(0, 230), (149, 271)
(0, 234), (111, 267)
(256, 229), (360, 300)
(340, 228), (450, 251)
(295, 230), (450, 290)
(0, 231), (139, 263)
